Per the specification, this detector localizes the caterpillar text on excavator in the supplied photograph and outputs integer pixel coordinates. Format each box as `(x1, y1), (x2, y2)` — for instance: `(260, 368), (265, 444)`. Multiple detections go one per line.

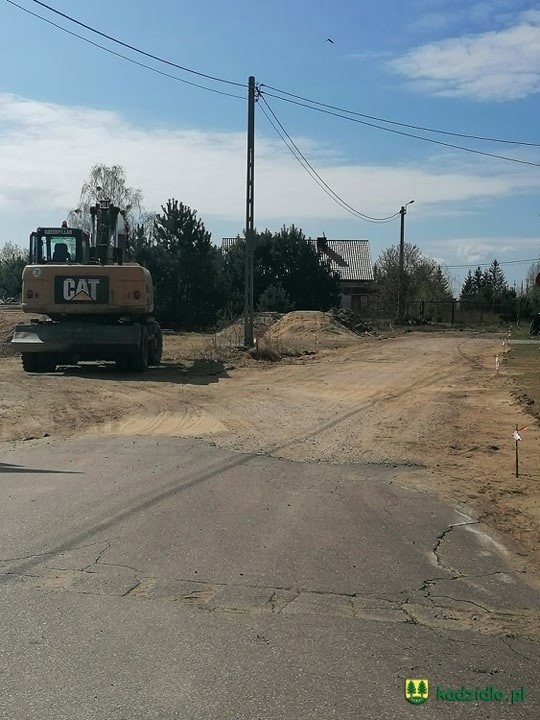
(11, 200), (162, 373)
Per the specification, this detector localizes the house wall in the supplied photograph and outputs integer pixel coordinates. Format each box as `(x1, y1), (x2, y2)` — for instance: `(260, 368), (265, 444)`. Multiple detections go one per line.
(340, 281), (374, 313)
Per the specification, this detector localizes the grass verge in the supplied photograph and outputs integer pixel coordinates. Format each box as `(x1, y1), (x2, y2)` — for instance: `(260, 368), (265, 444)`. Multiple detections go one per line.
(505, 343), (540, 420)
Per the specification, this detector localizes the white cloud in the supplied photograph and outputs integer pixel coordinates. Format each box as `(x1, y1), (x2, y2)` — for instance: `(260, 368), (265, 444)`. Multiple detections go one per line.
(0, 93), (539, 240)
(429, 236), (540, 264)
(390, 9), (540, 100)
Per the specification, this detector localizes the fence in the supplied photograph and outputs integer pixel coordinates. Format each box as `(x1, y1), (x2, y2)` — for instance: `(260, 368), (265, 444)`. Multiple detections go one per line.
(360, 297), (523, 326)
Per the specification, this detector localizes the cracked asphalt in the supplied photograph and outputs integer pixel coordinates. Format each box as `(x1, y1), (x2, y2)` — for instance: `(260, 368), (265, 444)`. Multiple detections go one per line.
(0, 435), (538, 719)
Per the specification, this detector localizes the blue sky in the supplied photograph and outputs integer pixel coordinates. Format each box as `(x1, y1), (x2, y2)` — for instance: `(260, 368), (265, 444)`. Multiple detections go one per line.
(1, 0), (539, 292)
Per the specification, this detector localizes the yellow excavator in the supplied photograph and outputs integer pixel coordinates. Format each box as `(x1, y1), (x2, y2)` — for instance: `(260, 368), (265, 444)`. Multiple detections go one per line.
(12, 200), (162, 373)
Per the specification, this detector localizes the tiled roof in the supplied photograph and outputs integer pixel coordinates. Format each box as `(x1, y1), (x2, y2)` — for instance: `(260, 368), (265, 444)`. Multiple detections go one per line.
(311, 240), (373, 281)
(221, 237), (373, 282)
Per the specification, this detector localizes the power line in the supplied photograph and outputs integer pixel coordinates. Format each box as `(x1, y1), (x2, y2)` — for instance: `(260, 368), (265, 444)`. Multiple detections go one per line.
(15, 1), (540, 168)
(258, 100), (393, 224)
(29, 0), (246, 88)
(6, 2), (540, 172)
(446, 257), (540, 269)
(261, 84), (540, 148)
(260, 90), (540, 168)
(4, 0), (245, 100)
(259, 95), (400, 224)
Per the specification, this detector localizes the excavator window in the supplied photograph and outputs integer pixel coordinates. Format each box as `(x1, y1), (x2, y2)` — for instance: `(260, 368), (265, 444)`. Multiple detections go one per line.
(32, 229), (90, 264)
(52, 242), (71, 262)
(50, 237), (75, 263)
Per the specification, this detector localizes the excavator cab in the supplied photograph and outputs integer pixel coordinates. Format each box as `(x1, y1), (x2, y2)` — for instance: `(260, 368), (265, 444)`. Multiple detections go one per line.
(30, 226), (90, 265)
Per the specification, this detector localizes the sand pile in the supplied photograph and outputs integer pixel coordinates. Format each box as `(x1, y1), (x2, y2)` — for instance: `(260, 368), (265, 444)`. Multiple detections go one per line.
(0, 308), (42, 356)
(262, 310), (358, 351)
(0, 309), (25, 356)
(216, 312), (282, 345)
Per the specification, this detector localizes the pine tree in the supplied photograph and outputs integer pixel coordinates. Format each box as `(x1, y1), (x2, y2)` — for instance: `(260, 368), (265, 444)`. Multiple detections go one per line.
(257, 283), (294, 312)
(434, 265), (452, 298)
(222, 226), (341, 314)
(487, 259), (507, 299)
(460, 270), (476, 300)
(418, 680), (427, 696)
(473, 266), (484, 294)
(136, 199), (225, 328)
(407, 680), (416, 696)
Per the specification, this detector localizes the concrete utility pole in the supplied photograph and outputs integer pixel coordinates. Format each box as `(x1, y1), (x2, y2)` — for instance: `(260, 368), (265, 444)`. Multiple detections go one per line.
(244, 76), (256, 348)
(397, 200), (414, 324)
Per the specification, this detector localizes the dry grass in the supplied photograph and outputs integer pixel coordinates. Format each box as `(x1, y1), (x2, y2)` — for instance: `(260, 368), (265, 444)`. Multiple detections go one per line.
(506, 343), (540, 420)
(248, 337), (287, 361)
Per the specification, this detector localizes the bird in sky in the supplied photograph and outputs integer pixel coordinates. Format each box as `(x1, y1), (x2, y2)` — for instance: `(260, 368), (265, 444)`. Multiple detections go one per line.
(325, 38), (335, 44)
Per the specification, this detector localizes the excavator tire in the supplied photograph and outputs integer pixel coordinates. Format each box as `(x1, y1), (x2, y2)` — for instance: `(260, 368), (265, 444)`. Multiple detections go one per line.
(130, 331), (149, 372)
(115, 354), (132, 372)
(21, 352), (57, 373)
(116, 327), (149, 373)
(22, 353), (39, 373)
(148, 323), (163, 366)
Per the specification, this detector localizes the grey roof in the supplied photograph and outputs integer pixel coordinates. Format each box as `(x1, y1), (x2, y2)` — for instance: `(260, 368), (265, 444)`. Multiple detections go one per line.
(221, 237), (373, 282)
(311, 239), (373, 281)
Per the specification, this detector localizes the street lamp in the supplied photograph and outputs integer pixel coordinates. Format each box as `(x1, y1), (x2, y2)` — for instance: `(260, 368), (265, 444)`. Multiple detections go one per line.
(398, 200), (415, 324)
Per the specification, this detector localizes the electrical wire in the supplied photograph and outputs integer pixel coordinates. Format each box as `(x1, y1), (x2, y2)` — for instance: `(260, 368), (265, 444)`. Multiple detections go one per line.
(30, 0), (245, 88)
(13, 1), (540, 166)
(259, 100), (398, 223)
(4, 0), (245, 100)
(260, 90), (540, 168)
(6, 2), (539, 171)
(259, 95), (399, 224)
(261, 84), (540, 148)
(446, 257), (540, 269)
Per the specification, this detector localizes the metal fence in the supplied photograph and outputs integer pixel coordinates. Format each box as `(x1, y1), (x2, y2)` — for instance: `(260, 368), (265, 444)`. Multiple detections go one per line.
(360, 298), (522, 326)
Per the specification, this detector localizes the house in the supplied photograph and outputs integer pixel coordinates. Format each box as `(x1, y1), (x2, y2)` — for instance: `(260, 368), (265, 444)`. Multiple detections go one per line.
(311, 237), (374, 313)
(221, 236), (374, 313)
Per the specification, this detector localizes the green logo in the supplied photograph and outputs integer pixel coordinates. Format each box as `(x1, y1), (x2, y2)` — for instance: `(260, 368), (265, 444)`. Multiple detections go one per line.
(405, 679), (429, 704)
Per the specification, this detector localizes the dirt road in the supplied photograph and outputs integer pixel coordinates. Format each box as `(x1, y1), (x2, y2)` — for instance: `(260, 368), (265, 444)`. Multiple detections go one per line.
(1, 313), (538, 578)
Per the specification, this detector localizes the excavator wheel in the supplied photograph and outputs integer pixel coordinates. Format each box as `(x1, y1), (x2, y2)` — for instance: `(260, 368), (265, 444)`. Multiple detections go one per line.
(115, 355), (131, 372)
(21, 352), (57, 373)
(148, 324), (163, 366)
(22, 353), (39, 373)
(115, 328), (149, 373)
(130, 331), (149, 372)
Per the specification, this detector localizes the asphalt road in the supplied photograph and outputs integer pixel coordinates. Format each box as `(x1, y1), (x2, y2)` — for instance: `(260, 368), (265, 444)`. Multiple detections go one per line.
(0, 435), (538, 719)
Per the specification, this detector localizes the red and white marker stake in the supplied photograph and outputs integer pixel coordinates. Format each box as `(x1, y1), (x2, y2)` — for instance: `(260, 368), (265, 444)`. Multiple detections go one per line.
(513, 425), (528, 477)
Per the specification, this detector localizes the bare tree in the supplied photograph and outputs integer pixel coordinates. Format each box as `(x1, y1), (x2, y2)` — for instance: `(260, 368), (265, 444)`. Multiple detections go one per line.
(67, 164), (143, 234)
(0, 242), (27, 299)
(374, 243), (453, 316)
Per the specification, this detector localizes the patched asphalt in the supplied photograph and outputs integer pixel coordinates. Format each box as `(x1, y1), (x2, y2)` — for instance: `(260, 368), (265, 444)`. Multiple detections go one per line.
(0, 435), (538, 719)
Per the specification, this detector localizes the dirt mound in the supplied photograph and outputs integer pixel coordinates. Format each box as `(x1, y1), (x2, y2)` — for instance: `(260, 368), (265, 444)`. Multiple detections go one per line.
(0, 308), (28, 357)
(262, 310), (358, 351)
(0, 308), (43, 357)
(216, 312), (282, 345)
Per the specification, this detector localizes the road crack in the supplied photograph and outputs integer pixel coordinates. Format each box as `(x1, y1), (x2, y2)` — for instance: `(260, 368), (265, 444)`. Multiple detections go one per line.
(432, 520), (479, 571)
